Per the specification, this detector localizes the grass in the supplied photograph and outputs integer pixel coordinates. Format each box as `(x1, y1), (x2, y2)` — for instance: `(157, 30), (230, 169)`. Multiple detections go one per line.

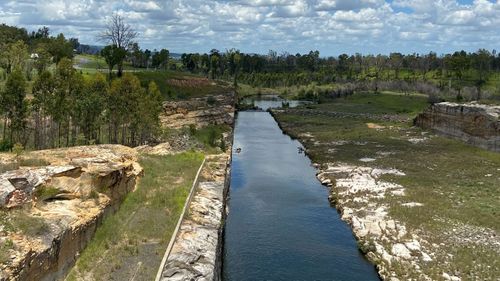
(273, 91), (500, 279)
(66, 152), (204, 281)
(310, 91), (428, 115)
(0, 239), (14, 264)
(236, 82), (339, 100)
(18, 156), (50, 167)
(6, 211), (50, 236)
(135, 71), (232, 100)
(33, 185), (61, 201)
(191, 124), (230, 151)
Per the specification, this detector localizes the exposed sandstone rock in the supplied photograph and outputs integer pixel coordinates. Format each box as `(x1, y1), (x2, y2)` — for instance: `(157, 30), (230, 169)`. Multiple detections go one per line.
(161, 94), (235, 129)
(157, 153), (231, 281)
(0, 145), (143, 281)
(414, 102), (500, 152)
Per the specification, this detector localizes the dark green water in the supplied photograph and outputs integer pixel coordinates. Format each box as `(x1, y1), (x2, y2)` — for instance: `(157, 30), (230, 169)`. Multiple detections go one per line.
(222, 109), (379, 281)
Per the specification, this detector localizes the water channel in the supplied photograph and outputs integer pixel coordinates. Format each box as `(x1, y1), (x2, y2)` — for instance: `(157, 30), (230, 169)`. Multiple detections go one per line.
(222, 99), (379, 280)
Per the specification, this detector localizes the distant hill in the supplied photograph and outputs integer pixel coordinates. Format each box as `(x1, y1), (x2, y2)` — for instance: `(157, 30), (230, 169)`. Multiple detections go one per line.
(170, 53), (182, 60)
(77, 44), (103, 55)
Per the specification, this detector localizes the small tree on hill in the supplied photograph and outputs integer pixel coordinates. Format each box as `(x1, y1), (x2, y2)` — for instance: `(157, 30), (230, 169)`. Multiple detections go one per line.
(99, 14), (137, 77)
(101, 45), (127, 79)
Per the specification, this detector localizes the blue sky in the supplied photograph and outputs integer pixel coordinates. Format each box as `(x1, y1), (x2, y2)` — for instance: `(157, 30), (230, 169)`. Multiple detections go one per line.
(1, 0), (499, 56)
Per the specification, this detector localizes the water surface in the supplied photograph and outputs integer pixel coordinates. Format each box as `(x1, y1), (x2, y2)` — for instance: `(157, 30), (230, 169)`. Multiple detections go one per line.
(241, 95), (312, 110)
(223, 111), (379, 281)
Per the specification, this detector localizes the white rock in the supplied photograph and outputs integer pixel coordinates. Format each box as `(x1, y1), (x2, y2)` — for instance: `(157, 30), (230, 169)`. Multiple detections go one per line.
(401, 202), (424, 207)
(391, 243), (412, 259)
(405, 240), (421, 251)
(421, 252), (432, 262)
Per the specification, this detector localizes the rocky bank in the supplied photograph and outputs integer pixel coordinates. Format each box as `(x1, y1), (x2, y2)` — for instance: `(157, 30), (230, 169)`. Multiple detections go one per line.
(317, 165), (439, 280)
(415, 102), (500, 152)
(156, 153), (231, 281)
(161, 94), (235, 129)
(0, 145), (143, 281)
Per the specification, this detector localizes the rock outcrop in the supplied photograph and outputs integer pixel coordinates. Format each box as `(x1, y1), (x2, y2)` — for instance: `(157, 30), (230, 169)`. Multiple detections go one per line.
(317, 165), (435, 280)
(0, 145), (143, 281)
(157, 153), (231, 281)
(161, 94), (235, 129)
(414, 102), (500, 152)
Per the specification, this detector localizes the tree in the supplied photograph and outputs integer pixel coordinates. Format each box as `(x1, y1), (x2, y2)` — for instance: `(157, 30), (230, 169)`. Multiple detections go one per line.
(101, 45), (127, 79)
(152, 49), (169, 69)
(33, 44), (52, 74)
(389, 53), (403, 79)
(0, 40), (28, 73)
(1, 71), (28, 144)
(0, 24), (29, 46)
(32, 70), (55, 149)
(107, 73), (142, 144)
(49, 33), (74, 63)
(99, 14), (138, 76)
(51, 58), (79, 147)
(77, 73), (107, 143)
(472, 49), (492, 100)
(134, 81), (162, 145)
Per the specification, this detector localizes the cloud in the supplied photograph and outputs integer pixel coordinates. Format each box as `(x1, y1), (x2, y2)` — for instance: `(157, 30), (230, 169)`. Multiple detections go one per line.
(0, 0), (499, 55)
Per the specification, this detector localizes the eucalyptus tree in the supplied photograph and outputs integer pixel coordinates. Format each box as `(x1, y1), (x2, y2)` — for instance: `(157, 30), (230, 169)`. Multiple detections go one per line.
(32, 70), (56, 149)
(99, 14), (138, 77)
(1, 70), (28, 145)
(101, 45), (127, 79)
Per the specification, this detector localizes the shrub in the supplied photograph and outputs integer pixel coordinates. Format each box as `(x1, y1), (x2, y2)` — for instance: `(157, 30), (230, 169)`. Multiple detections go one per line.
(12, 143), (24, 157)
(0, 139), (13, 152)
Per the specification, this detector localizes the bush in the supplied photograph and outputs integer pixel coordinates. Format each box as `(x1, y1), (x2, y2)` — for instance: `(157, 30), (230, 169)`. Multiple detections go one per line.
(12, 143), (24, 157)
(0, 139), (13, 152)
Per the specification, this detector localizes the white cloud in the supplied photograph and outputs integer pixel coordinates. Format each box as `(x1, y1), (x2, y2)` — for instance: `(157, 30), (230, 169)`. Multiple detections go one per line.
(0, 0), (499, 55)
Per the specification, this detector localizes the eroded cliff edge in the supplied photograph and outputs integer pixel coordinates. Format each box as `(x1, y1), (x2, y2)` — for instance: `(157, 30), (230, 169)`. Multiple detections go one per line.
(0, 145), (143, 281)
(414, 102), (500, 152)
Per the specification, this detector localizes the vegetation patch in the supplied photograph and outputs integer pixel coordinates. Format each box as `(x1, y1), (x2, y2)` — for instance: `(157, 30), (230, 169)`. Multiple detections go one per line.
(66, 152), (203, 281)
(9, 211), (50, 236)
(135, 71), (231, 100)
(33, 185), (61, 202)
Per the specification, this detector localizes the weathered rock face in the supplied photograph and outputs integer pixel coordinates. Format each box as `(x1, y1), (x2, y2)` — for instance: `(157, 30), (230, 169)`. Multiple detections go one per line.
(0, 145), (143, 281)
(157, 153), (231, 281)
(161, 94), (235, 129)
(414, 102), (500, 152)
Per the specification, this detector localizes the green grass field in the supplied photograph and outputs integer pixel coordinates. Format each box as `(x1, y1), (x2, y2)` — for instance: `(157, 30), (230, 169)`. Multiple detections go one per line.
(66, 152), (204, 281)
(274, 92), (500, 279)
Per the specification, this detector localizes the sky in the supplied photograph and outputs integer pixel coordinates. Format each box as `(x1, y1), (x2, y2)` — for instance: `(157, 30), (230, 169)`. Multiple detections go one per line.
(1, 0), (500, 56)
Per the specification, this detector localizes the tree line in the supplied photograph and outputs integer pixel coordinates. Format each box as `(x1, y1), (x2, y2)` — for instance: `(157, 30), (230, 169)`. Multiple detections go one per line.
(180, 49), (500, 100)
(0, 20), (164, 151)
(1, 58), (162, 150)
